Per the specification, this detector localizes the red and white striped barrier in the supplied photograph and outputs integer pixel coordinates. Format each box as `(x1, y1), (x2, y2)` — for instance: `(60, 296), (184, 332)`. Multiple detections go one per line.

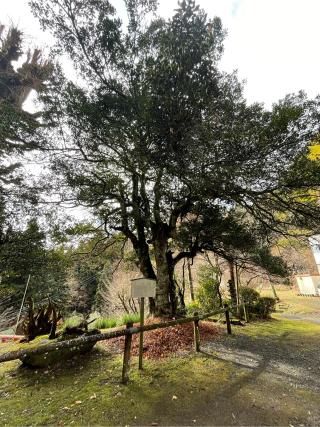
(0, 335), (24, 343)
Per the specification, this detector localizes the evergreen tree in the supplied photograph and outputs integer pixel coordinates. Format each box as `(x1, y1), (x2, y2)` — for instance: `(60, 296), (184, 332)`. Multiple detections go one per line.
(31, 0), (320, 315)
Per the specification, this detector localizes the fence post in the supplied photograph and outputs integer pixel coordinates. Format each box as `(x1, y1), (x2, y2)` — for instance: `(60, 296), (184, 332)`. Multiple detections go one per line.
(193, 312), (200, 352)
(243, 302), (248, 323)
(224, 304), (232, 335)
(121, 322), (133, 384)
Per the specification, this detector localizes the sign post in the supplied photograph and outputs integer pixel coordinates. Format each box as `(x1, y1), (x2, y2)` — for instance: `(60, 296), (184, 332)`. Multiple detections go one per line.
(139, 296), (145, 370)
(130, 278), (156, 370)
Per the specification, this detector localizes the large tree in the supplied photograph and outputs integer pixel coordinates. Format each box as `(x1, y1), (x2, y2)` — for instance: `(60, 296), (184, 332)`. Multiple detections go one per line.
(0, 24), (52, 197)
(31, 0), (320, 315)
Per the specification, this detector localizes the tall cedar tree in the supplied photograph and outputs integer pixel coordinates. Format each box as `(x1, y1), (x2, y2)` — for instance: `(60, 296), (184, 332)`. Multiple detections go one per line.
(31, 0), (320, 315)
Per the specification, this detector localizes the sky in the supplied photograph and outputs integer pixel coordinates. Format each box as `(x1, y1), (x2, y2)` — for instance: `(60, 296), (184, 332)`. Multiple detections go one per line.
(2, 0), (320, 107)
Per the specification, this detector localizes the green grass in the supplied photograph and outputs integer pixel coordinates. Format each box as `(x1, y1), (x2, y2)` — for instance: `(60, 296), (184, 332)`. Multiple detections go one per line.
(231, 316), (320, 354)
(0, 347), (234, 426)
(261, 288), (320, 314)
(62, 315), (83, 329)
(117, 313), (140, 325)
(0, 331), (319, 426)
(1, 294), (320, 425)
(91, 317), (117, 330)
(90, 314), (140, 330)
(243, 317), (320, 337)
(61, 313), (141, 332)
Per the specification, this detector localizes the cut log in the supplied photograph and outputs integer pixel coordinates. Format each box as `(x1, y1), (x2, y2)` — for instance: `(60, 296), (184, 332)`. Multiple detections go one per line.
(21, 329), (100, 368)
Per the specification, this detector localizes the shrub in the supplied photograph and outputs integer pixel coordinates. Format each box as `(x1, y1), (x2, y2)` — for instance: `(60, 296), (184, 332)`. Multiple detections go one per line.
(92, 317), (117, 329)
(239, 286), (276, 319)
(254, 296), (276, 318)
(118, 313), (140, 325)
(196, 265), (222, 312)
(239, 287), (260, 306)
(186, 300), (202, 315)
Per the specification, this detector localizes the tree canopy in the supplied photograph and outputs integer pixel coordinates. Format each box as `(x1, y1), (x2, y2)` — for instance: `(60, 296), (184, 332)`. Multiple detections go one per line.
(30, 0), (320, 315)
(0, 24), (52, 196)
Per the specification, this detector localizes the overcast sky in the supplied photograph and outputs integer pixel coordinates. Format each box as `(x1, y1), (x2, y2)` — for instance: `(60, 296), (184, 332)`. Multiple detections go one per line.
(2, 0), (320, 107)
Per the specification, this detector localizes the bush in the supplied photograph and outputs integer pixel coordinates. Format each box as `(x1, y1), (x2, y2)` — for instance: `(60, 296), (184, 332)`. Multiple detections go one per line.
(196, 265), (222, 312)
(239, 287), (260, 305)
(254, 296), (276, 318)
(186, 300), (202, 315)
(239, 286), (276, 319)
(118, 313), (140, 325)
(92, 317), (117, 329)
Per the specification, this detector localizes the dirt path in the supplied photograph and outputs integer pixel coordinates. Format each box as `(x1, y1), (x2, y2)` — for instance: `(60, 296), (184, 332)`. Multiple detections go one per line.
(203, 329), (320, 391)
(130, 318), (320, 427)
(280, 312), (320, 324)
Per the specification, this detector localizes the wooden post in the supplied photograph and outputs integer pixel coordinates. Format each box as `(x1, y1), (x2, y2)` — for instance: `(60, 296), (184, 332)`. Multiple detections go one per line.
(138, 297), (145, 370)
(193, 312), (200, 352)
(243, 303), (248, 323)
(121, 322), (133, 384)
(235, 264), (240, 317)
(15, 274), (31, 334)
(224, 304), (232, 335)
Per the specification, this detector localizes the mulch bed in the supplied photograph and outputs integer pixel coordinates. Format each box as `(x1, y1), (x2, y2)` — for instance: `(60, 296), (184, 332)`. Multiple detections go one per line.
(101, 318), (222, 359)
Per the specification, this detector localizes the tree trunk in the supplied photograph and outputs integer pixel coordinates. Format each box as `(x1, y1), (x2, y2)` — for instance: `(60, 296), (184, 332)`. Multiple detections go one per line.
(153, 236), (172, 316)
(270, 281), (279, 301)
(228, 260), (237, 306)
(187, 259), (195, 301)
(134, 241), (157, 314)
(151, 222), (178, 316)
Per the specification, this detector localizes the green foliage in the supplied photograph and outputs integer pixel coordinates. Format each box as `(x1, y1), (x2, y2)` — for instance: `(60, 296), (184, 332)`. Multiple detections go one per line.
(239, 287), (260, 306)
(0, 219), (70, 306)
(118, 313), (140, 325)
(186, 300), (202, 315)
(255, 297), (277, 319)
(0, 25), (52, 144)
(92, 317), (117, 330)
(0, 25), (52, 215)
(196, 265), (222, 312)
(239, 287), (276, 318)
(29, 0), (320, 315)
(62, 315), (83, 329)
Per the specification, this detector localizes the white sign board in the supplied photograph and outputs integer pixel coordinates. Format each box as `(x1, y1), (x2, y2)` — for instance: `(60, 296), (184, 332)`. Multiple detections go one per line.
(296, 275), (320, 296)
(131, 278), (156, 298)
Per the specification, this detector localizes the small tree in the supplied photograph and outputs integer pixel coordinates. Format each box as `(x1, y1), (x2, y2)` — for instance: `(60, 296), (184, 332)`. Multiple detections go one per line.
(196, 265), (222, 312)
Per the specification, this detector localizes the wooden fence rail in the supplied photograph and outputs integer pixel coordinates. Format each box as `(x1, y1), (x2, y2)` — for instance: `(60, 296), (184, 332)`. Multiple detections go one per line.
(0, 304), (247, 382)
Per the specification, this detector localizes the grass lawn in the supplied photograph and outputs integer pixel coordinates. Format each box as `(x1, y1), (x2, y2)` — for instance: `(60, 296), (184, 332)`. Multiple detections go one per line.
(262, 287), (320, 315)
(1, 297), (320, 425)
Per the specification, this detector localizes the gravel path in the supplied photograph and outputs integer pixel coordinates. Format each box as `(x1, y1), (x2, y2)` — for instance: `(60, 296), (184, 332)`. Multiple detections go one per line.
(202, 329), (320, 392)
(280, 313), (320, 324)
